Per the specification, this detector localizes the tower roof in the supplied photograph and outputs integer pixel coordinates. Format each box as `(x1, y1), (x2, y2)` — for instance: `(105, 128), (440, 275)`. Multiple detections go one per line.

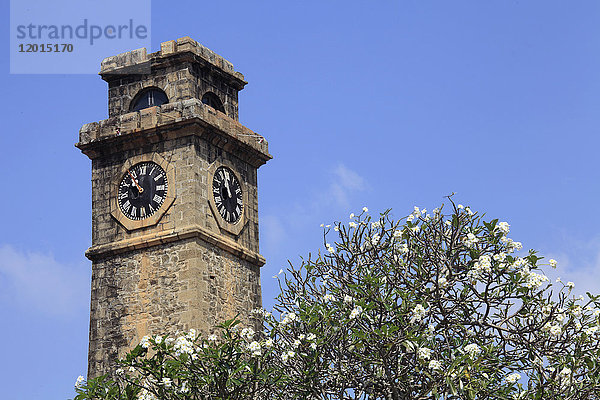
(99, 36), (247, 88)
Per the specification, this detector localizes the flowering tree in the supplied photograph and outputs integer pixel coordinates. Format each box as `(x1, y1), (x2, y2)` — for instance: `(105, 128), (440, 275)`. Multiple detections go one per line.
(73, 200), (600, 399)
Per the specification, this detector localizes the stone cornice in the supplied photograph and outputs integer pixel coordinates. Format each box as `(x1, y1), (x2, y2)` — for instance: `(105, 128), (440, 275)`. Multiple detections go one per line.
(85, 224), (266, 267)
(75, 98), (272, 168)
(99, 36), (247, 88)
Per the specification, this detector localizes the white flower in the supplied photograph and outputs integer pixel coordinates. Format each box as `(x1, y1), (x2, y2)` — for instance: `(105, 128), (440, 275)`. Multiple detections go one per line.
(75, 375), (85, 389)
(567, 281), (575, 289)
(154, 335), (163, 345)
(310, 342), (317, 350)
(281, 350), (296, 362)
(281, 312), (297, 325)
(585, 326), (599, 336)
(437, 277), (448, 288)
(350, 213), (355, 219)
(549, 259), (557, 268)
(307, 333), (316, 341)
(418, 347), (432, 360)
(371, 221), (381, 229)
(362, 207), (368, 213)
(349, 306), (363, 319)
(292, 339), (301, 348)
(179, 381), (189, 394)
(241, 327), (255, 340)
(559, 367), (571, 379)
(464, 343), (481, 358)
(344, 295), (354, 304)
(248, 341), (262, 356)
(137, 388), (158, 400)
(371, 234), (381, 245)
(398, 243), (409, 254)
(208, 334), (217, 342)
(429, 359), (442, 370)
(406, 214), (415, 222)
(349, 221), (357, 228)
(549, 324), (562, 337)
(410, 304), (427, 324)
(323, 294), (335, 302)
(497, 221), (510, 234)
(327, 244), (335, 254)
(174, 336), (194, 356)
(264, 338), (274, 348)
(523, 271), (549, 289)
(505, 373), (521, 384)
(463, 233), (479, 248)
(140, 335), (151, 349)
(162, 377), (172, 388)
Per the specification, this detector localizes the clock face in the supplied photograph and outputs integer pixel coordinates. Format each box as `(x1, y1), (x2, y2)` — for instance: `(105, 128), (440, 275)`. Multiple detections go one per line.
(212, 166), (243, 223)
(118, 161), (168, 220)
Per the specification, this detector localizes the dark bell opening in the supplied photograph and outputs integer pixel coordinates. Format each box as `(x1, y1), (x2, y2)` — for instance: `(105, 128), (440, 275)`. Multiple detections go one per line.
(130, 88), (169, 112)
(201, 92), (225, 113)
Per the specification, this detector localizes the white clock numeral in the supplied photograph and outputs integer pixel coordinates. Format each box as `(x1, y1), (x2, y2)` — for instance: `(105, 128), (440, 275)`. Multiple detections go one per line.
(235, 187), (241, 194)
(148, 204), (155, 213)
(122, 200), (131, 211)
(237, 197), (243, 206)
(156, 185), (165, 191)
(119, 192), (128, 200)
(235, 206), (241, 216)
(215, 196), (222, 205)
(140, 207), (146, 218)
(225, 211), (230, 220)
(154, 174), (163, 182)
(131, 207), (136, 217)
(153, 194), (163, 203)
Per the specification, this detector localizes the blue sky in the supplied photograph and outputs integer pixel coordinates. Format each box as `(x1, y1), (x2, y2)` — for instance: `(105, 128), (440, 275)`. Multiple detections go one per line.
(1, 1), (600, 398)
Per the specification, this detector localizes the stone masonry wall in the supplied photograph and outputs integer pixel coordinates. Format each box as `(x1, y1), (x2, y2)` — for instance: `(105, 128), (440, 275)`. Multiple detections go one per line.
(88, 237), (262, 377)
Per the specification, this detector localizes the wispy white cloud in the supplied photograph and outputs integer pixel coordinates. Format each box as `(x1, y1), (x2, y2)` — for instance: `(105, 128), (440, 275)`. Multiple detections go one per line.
(329, 164), (366, 209)
(0, 245), (89, 317)
(280, 163), (367, 230)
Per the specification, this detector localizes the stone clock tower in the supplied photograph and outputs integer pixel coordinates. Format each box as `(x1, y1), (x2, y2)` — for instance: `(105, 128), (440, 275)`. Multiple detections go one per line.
(76, 37), (271, 377)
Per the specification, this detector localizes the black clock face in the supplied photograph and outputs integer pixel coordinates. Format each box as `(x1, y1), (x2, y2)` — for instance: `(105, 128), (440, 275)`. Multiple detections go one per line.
(212, 166), (243, 223)
(118, 162), (168, 220)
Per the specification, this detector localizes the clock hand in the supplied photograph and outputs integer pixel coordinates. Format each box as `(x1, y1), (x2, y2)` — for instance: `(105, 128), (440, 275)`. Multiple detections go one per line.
(223, 175), (232, 198)
(127, 169), (144, 193)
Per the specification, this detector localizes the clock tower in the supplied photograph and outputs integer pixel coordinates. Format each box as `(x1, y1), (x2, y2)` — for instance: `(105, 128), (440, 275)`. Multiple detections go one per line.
(77, 37), (271, 377)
